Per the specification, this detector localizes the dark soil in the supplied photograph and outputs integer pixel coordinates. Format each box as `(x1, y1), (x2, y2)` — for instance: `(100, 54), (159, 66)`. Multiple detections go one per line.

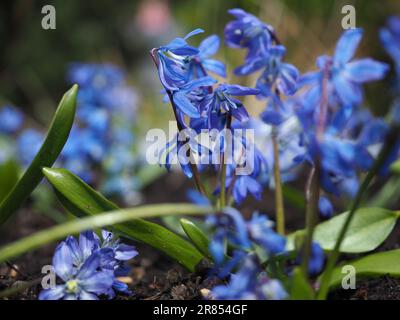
(0, 172), (399, 300)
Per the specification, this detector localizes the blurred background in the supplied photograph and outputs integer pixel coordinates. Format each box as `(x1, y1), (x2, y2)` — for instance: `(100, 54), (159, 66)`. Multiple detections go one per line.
(1, 0), (399, 119)
(0, 0), (399, 221)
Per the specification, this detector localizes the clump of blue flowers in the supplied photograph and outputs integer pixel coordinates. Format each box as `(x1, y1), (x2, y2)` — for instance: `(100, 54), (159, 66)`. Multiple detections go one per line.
(0, 63), (141, 205)
(39, 230), (137, 300)
(151, 9), (400, 301)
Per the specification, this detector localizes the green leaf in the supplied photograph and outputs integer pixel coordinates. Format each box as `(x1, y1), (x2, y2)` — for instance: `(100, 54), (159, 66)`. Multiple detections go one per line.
(367, 177), (400, 208)
(180, 218), (212, 260)
(0, 203), (213, 267)
(0, 85), (78, 224)
(287, 208), (399, 253)
(0, 160), (20, 204)
(290, 267), (314, 300)
(327, 249), (400, 289)
(43, 167), (210, 271)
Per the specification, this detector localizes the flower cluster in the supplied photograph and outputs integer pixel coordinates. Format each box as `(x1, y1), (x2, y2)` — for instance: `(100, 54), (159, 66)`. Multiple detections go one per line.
(39, 230), (138, 300)
(294, 29), (390, 203)
(153, 26), (271, 205)
(205, 208), (288, 299)
(64, 63), (140, 204)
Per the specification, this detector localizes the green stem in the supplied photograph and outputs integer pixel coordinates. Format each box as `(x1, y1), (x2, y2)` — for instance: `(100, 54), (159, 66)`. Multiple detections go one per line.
(317, 126), (400, 299)
(301, 167), (320, 276)
(0, 203), (213, 265)
(272, 129), (285, 234)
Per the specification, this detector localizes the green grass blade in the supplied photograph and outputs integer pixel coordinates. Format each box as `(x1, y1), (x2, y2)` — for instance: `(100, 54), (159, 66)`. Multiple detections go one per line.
(43, 167), (211, 271)
(0, 203), (212, 268)
(0, 85), (78, 224)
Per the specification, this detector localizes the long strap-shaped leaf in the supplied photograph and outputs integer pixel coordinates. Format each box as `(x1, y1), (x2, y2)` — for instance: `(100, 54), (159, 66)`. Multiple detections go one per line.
(43, 167), (210, 271)
(0, 203), (212, 268)
(0, 85), (78, 224)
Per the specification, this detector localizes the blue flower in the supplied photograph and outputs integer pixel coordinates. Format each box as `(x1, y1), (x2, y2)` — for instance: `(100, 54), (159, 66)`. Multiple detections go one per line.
(156, 29), (204, 91)
(39, 242), (114, 300)
(207, 209), (286, 278)
(247, 213), (286, 254)
(231, 175), (263, 204)
(194, 35), (227, 77)
(172, 76), (216, 118)
(201, 84), (259, 122)
(380, 16), (400, 78)
(0, 106), (24, 134)
(225, 8), (273, 75)
(256, 45), (299, 97)
(39, 230), (138, 300)
(211, 255), (287, 300)
(301, 29), (389, 109)
(17, 129), (44, 166)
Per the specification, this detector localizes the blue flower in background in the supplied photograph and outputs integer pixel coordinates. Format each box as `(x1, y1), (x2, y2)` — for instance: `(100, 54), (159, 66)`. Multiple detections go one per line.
(256, 45), (299, 97)
(247, 213), (286, 254)
(212, 255), (287, 300)
(318, 196), (334, 218)
(207, 209), (286, 278)
(380, 16), (400, 78)
(39, 230), (137, 300)
(17, 129), (44, 166)
(0, 106), (24, 134)
(301, 29), (389, 109)
(225, 8), (273, 75)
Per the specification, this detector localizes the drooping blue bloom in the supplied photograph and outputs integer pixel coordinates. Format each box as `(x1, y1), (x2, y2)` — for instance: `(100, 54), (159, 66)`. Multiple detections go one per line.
(201, 84), (259, 122)
(256, 45), (299, 97)
(0, 106), (24, 134)
(156, 29), (204, 91)
(231, 175), (263, 204)
(17, 129), (44, 166)
(225, 8), (274, 75)
(172, 76), (217, 118)
(39, 242), (114, 300)
(39, 230), (138, 300)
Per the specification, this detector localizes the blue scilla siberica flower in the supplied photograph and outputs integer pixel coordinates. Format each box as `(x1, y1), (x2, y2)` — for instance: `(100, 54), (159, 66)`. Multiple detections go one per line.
(380, 16), (400, 80)
(207, 208), (286, 278)
(300, 28), (389, 111)
(64, 63), (139, 204)
(224, 9), (274, 76)
(212, 255), (287, 300)
(0, 105), (24, 134)
(39, 230), (137, 300)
